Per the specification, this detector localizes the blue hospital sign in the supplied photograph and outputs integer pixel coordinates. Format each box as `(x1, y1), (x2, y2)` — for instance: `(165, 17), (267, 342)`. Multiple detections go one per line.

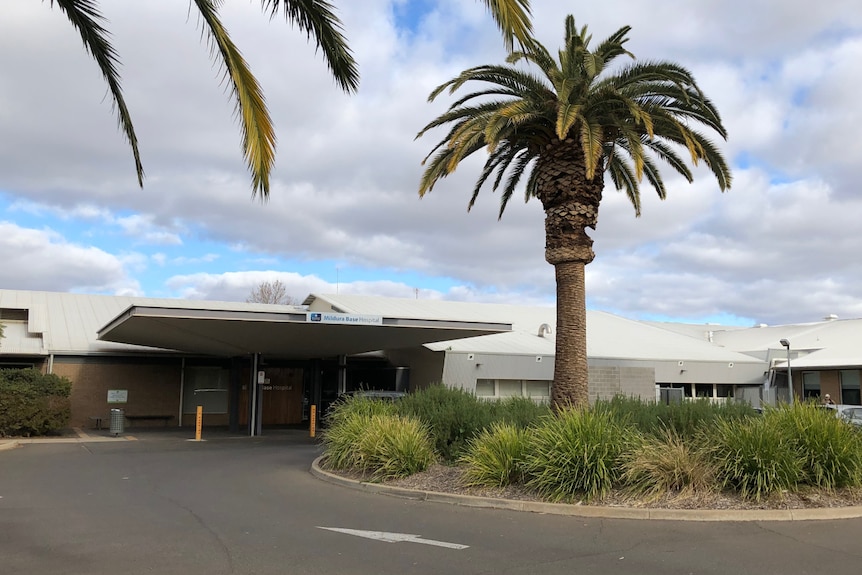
(305, 312), (383, 326)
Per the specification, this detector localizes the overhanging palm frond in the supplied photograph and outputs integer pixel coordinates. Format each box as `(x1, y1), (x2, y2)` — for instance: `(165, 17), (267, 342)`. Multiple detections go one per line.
(52, 0), (143, 186)
(481, 0), (533, 52)
(193, 0), (276, 199)
(262, 0), (359, 92)
(607, 150), (641, 214)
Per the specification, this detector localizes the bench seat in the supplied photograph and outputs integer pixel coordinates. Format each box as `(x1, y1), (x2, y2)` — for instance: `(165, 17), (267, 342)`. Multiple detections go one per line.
(124, 414), (174, 426)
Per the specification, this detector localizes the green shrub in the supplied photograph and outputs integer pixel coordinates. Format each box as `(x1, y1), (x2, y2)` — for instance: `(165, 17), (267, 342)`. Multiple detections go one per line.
(765, 403), (862, 489)
(522, 408), (629, 502)
(322, 411), (435, 480)
(490, 396), (551, 429)
(709, 416), (803, 500)
(460, 422), (529, 487)
(621, 427), (717, 502)
(0, 369), (72, 437)
(595, 395), (757, 440)
(396, 385), (493, 461)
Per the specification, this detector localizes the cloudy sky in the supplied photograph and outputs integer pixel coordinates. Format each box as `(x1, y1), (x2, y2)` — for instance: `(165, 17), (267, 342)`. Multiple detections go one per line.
(1, 0), (860, 326)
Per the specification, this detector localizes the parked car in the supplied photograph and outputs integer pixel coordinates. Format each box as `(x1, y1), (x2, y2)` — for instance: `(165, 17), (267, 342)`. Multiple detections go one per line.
(345, 390), (407, 401)
(838, 406), (862, 428)
(821, 404), (862, 428)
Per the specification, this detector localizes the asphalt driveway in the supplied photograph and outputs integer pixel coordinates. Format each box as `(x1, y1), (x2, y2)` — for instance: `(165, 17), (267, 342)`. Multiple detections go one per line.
(2, 430), (862, 575)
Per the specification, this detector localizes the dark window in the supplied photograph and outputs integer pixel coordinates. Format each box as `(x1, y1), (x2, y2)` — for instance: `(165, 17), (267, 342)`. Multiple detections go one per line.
(0, 308), (28, 321)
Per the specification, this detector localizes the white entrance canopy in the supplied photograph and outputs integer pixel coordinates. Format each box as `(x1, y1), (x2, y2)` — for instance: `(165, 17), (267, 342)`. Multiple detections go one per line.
(98, 305), (511, 358)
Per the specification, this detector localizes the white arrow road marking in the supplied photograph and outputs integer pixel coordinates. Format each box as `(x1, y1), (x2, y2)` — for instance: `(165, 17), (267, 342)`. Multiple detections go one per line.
(317, 527), (469, 550)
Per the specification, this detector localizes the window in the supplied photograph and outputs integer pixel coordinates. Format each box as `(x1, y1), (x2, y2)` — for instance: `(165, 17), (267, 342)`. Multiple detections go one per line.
(695, 384), (713, 398)
(840, 370), (861, 405)
(498, 380), (521, 397)
(182, 367), (229, 414)
(475, 379), (495, 398)
(802, 372), (821, 398)
(0, 308), (28, 322)
(474, 379), (550, 402)
(525, 380), (551, 399)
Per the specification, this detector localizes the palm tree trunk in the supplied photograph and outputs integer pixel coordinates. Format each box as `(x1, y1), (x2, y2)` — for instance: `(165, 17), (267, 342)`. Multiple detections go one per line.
(551, 261), (589, 409)
(534, 138), (604, 410)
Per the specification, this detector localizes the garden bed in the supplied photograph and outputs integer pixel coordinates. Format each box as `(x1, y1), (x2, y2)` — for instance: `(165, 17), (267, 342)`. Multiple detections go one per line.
(380, 464), (862, 510)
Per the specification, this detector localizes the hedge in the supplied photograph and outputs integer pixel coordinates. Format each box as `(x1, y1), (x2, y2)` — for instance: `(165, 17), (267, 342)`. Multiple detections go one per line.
(0, 369), (72, 437)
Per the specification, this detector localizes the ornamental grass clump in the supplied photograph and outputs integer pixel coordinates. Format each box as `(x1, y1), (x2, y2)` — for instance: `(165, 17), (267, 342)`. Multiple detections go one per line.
(764, 402), (862, 489)
(522, 408), (629, 502)
(621, 427), (717, 503)
(322, 411), (435, 481)
(324, 394), (397, 429)
(710, 416), (803, 501)
(460, 422), (530, 488)
(321, 410), (375, 470)
(355, 415), (437, 481)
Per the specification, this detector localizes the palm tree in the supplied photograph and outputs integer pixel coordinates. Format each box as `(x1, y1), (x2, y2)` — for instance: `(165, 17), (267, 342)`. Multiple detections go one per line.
(416, 16), (732, 409)
(46, 0), (532, 198)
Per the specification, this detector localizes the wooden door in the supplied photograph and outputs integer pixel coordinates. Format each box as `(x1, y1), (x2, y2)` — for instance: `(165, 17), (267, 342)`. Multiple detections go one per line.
(239, 367), (305, 426)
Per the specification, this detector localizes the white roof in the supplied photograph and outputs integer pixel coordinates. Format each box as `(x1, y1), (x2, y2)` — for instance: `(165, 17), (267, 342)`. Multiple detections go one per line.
(0, 290), (507, 358)
(6, 289), (857, 370)
(0, 289), (304, 355)
(307, 294), (761, 364)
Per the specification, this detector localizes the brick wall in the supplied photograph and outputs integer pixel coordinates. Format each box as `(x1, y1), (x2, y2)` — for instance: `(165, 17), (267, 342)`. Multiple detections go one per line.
(588, 365), (655, 403)
(52, 357), (183, 428)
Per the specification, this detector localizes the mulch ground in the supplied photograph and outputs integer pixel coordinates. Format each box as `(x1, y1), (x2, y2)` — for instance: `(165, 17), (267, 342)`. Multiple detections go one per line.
(324, 462), (862, 510)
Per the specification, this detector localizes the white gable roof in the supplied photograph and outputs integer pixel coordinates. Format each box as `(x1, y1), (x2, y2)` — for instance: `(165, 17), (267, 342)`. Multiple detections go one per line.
(0, 289), (303, 355)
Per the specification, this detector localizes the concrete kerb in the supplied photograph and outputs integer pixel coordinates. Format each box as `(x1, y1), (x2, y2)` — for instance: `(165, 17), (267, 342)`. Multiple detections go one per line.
(310, 456), (862, 522)
(0, 439), (19, 451)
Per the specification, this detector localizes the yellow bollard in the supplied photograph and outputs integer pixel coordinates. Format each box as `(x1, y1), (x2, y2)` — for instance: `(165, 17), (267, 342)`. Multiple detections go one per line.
(195, 405), (203, 441)
(310, 405), (316, 438)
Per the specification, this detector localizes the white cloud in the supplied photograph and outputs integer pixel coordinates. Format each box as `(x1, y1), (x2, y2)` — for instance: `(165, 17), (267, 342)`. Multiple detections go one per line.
(0, 221), (139, 294)
(1, 0), (861, 325)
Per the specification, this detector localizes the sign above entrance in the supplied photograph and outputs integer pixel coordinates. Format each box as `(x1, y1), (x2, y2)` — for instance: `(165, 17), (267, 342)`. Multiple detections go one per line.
(307, 312), (383, 326)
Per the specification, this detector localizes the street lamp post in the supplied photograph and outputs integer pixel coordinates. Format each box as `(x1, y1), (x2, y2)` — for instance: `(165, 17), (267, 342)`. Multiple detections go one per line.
(780, 339), (792, 404)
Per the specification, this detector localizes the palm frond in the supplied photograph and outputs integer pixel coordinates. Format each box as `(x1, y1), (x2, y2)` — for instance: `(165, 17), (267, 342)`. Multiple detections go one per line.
(194, 0), (275, 199)
(470, 146), (519, 209)
(579, 118), (604, 179)
(262, 0), (358, 92)
(480, 0), (533, 52)
(52, 0), (143, 186)
(555, 103), (582, 140)
(607, 151), (641, 215)
(497, 149), (536, 217)
(640, 139), (694, 183)
(591, 25), (633, 64)
(688, 133), (733, 191)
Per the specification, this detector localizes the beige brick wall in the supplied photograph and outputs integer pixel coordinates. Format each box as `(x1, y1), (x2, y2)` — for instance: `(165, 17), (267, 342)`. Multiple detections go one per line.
(52, 358), (183, 428)
(588, 365), (655, 403)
